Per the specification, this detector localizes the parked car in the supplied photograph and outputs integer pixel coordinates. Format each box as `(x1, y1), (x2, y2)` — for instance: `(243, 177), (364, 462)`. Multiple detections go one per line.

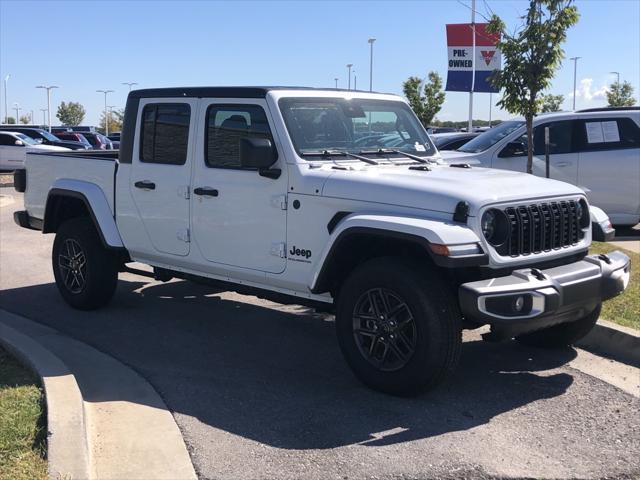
(14, 86), (629, 396)
(427, 127), (459, 134)
(74, 131), (113, 150)
(0, 131), (70, 171)
(69, 126), (97, 133)
(54, 132), (92, 149)
(439, 108), (640, 226)
(51, 126), (72, 134)
(107, 132), (121, 141)
(431, 132), (480, 151)
(0, 126), (88, 150)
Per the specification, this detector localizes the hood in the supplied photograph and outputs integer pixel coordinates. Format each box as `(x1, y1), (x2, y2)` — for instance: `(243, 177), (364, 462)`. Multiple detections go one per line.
(321, 164), (585, 215)
(27, 145), (71, 152)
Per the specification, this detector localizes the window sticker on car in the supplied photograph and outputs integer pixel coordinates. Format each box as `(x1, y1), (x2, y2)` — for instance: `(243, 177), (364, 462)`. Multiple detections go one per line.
(414, 142), (426, 152)
(586, 122), (605, 143)
(602, 121), (620, 142)
(586, 121), (621, 144)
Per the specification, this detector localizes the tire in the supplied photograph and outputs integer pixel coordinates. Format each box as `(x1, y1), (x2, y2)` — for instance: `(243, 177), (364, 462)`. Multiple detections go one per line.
(52, 217), (118, 310)
(335, 257), (462, 396)
(515, 303), (601, 348)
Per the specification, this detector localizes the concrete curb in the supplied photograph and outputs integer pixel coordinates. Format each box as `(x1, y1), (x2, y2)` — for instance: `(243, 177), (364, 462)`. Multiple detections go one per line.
(577, 319), (640, 367)
(0, 317), (91, 479)
(0, 309), (197, 480)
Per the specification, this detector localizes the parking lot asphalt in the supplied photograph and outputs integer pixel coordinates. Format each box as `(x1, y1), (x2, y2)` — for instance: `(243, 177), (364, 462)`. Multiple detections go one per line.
(1, 190), (639, 480)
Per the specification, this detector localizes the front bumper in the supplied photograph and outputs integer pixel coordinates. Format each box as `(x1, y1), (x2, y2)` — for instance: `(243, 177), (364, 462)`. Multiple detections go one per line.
(459, 251), (630, 338)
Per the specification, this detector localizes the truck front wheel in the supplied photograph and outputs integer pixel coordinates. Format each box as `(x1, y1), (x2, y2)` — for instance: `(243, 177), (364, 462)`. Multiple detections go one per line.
(515, 304), (601, 348)
(52, 217), (118, 310)
(335, 257), (462, 396)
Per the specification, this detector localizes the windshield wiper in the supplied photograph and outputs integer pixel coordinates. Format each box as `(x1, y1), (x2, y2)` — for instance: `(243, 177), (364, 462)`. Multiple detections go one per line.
(300, 150), (379, 165)
(359, 148), (432, 164)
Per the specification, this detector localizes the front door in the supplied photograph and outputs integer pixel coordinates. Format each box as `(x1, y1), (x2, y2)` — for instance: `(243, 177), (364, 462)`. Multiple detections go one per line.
(129, 99), (197, 257)
(493, 120), (579, 185)
(191, 100), (287, 273)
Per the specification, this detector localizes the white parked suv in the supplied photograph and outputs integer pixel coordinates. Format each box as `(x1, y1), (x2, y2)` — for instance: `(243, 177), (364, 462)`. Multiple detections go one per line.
(0, 131), (70, 171)
(13, 87), (630, 395)
(439, 108), (640, 226)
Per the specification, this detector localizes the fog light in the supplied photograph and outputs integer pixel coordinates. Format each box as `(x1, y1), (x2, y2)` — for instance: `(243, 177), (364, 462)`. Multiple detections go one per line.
(513, 295), (525, 312)
(483, 293), (535, 317)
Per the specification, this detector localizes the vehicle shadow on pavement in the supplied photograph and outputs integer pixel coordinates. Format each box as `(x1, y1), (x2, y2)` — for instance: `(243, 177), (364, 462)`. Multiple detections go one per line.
(0, 279), (577, 450)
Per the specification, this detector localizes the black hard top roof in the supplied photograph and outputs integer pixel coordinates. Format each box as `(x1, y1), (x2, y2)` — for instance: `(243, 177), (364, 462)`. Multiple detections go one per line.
(127, 86), (383, 99)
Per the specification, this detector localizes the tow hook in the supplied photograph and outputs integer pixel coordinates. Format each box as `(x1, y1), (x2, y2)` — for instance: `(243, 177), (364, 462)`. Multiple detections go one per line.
(598, 253), (612, 265)
(530, 268), (546, 281)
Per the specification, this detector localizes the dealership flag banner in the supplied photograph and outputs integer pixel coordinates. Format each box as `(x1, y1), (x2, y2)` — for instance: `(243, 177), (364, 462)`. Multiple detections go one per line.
(446, 23), (501, 93)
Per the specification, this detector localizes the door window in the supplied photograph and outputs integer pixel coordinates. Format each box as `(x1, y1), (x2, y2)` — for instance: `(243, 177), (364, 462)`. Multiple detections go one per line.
(205, 105), (273, 168)
(140, 103), (191, 165)
(533, 121), (574, 155)
(0, 134), (14, 145)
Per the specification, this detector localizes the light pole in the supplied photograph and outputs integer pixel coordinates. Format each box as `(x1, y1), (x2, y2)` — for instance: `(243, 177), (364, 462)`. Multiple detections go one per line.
(610, 71), (620, 85)
(368, 38), (376, 92)
(13, 103), (21, 124)
(569, 57), (581, 110)
(346, 64), (353, 90)
(122, 82), (138, 92)
(30, 110), (34, 125)
(40, 108), (47, 125)
(334, 77), (338, 89)
(354, 70), (357, 91)
(3, 74), (9, 123)
(36, 85), (59, 132)
(97, 89), (114, 135)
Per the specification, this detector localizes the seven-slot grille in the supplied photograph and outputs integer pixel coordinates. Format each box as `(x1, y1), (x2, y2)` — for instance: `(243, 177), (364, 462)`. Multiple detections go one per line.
(497, 200), (584, 256)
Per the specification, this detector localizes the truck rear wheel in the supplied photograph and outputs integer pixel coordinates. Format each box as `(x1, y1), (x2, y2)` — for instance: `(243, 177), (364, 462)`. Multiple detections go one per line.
(335, 257), (462, 396)
(515, 304), (601, 348)
(52, 217), (118, 310)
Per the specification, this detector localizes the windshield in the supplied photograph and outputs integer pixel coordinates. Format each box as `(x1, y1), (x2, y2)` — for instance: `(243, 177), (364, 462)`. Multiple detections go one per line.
(457, 120), (525, 153)
(279, 98), (436, 158)
(40, 130), (61, 142)
(15, 133), (38, 145)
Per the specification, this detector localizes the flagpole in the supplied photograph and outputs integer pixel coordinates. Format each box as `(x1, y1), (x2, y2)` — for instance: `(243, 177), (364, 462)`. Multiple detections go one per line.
(468, 0), (475, 133)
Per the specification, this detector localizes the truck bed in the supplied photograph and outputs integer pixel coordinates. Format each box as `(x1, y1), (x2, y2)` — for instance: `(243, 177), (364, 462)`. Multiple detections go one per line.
(24, 150), (119, 220)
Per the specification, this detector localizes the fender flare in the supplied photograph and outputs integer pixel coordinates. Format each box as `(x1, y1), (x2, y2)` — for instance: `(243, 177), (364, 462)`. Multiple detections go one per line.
(309, 213), (485, 293)
(43, 179), (124, 249)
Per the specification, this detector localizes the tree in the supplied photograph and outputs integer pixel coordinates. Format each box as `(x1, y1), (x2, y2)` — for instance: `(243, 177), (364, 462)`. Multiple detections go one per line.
(5, 116), (16, 124)
(19, 115), (31, 124)
(99, 109), (123, 134)
(56, 101), (86, 126)
(403, 72), (446, 127)
(606, 81), (636, 107)
(540, 93), (564, 112)
(487, 0), (579, 173)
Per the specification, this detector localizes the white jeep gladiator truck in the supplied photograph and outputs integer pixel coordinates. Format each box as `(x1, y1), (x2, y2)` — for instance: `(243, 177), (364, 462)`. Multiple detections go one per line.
(13, 87), (630, 396)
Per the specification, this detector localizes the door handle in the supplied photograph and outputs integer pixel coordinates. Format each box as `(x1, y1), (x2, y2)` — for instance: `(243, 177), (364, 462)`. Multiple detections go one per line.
(194, 187), (219, 197)
(555, 161), (572, 167)
(134, 180), (156, 190)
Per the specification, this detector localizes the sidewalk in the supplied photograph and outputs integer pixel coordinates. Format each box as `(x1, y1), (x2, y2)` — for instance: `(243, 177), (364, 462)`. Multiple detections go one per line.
(0, 309), (196, 480)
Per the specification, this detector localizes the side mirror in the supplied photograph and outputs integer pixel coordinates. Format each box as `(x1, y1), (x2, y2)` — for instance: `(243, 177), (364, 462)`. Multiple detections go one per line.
(498, 141), (526, 158)
(14, 140), (24, 146)
(239, 137), (278, 171)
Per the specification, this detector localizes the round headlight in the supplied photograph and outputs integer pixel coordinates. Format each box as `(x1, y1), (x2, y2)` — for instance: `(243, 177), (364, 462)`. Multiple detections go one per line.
(578, 199), (590, 229)
(481, 208), (510, 246)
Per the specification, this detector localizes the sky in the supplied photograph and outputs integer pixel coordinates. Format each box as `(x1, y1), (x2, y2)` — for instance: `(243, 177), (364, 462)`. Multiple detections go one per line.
(0, 0), (639, 126)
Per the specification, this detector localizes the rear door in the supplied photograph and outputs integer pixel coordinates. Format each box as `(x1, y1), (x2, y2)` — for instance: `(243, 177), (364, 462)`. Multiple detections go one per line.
(191, 99), (288, 273)
(575, 116), (640, 222)
(129, 99), (197, 257)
